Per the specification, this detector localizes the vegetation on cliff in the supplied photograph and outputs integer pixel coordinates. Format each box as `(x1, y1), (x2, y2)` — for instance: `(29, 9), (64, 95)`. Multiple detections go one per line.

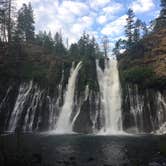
(114, 1), (166, 90)
(0, 1), (104, 95)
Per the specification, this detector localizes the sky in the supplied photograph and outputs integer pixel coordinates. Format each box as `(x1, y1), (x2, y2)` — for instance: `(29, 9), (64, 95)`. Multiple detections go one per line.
(15, 0), (161, 48)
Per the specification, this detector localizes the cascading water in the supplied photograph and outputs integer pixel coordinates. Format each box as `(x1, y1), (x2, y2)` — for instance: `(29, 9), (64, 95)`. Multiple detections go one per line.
(127, 84), (144, 132)
(55, 62), (82, 133)
(48, 70), (64, 130)
(96, 58), (122, 134)
(23, 86), (43, 132)
(1, 58), (166, 134)
(125, 84), (166, 134)
(8, 81), (33, 132)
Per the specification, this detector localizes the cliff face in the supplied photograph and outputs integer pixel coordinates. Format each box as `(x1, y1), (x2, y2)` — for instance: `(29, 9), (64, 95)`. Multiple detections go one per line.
(119, 29), (166, 80)
(0, 29), (166, 134)
(118, 29), (166, 133)
(0, 44), (102, 133)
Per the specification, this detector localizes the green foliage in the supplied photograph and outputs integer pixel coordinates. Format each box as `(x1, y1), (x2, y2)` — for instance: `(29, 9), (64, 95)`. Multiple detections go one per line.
(77, 57), (99, 97)
(122, 66), (166, 90)
(69, 43), (79, 57)
(125, 8), (135, 48)
(21, 63), (48, 81)
(15, 2), (35, 42)
(133, 19), (141, 43)
(161, 0), (166, 8)
(77, 32), (101, 58)
(123, 67), (155, 84)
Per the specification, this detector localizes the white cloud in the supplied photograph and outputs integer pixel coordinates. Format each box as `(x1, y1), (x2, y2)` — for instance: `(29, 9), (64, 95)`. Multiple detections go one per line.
(97, 16), (107, 24)
(101, 15), (127, 37)
(103, 3), (123, 14)
(97, 2), (123, 25)
(15, 0), (158, 46)
(15, 0), (40, 9)
(130, 0), (155, 13)
(59, 1), (89, 17)
(90, 0), (110, 9)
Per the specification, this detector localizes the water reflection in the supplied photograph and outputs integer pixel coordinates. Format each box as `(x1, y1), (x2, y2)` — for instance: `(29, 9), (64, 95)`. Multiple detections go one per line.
(1, 134), (160, 166)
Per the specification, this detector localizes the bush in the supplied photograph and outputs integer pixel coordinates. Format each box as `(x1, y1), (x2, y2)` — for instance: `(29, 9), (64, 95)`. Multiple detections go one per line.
(123, 67), (155, 84)
(122, 66), (166, 90)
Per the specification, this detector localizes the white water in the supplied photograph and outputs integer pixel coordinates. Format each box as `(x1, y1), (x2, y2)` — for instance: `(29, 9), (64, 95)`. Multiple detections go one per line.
(127, 84), (144, 133)
(55, 62), (82, 134)
(48, 70), (64, 130)
(96, 58), (123, 134)
(23, 86), (43, 132)
(8, 81), (33, 132)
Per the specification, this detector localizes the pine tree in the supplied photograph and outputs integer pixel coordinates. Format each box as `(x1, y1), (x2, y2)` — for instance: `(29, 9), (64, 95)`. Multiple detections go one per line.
(154, 0), (166, 30)
(0, 0), (14, 44)
(69, 43), (79, 57)
(161, 0), (166, 8)
(16, 3), (35, 42)
(133, 19), (141, 43)
(102, 36), (109, 57)
(25, 2), (35, 41)
(125, 8), (135, 48)
(53, 32), (66, 56)
(142, 22), (148, 37)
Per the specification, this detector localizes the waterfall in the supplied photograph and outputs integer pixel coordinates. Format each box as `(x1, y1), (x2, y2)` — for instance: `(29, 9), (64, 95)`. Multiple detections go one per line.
(127, 85), (144, 132)
(48, 70), (64, 130)
(96, 58), (122, 134)
(126, 84), (166, 134)
(55, 62), (82, 134)
(23, 86), (43, 132)
(8, 81), (33, 132)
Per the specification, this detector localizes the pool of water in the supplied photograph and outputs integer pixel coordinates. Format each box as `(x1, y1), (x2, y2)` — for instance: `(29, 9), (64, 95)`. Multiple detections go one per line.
(0, 133), (166, 166)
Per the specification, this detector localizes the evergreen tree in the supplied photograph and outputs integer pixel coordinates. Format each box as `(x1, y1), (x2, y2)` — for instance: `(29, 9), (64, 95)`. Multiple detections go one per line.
(25, 3), (35, 41)
(142, 22), (149, 37)
(16, 3), (35, 42)
(69, 43), (79, 57)
(161, 0), (166, 8)
(113, 39), (126, 57)
(102, 36), (109, 57)
(125, 8), (135, 48)
(0, 0), (14, 44)
(133, 19), (141, 43)
(78, 32), (88, 56)
(53, 32), (66, 56)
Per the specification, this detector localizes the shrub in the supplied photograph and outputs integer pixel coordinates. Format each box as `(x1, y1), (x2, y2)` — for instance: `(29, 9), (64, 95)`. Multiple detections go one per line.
(123, 67), (155, 84)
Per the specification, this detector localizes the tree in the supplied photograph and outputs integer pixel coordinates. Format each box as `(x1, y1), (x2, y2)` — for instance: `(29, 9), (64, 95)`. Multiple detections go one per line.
(53, 32), (66, 56)
(133, 19), (142, 43)
(69, 43), (79, 57)
(0, 0), (14, 44)
(161, 0), (166, 8)
(77, 32), (100, 58)
(16, 2), (35, 42)
(125, 8), (135, 48)
(102, 36), (109, 57)
(78, 32), (89, 56)
(113, 39), (126, 57)
(7, 0), (12, 43)
(142, 22), (149, 37)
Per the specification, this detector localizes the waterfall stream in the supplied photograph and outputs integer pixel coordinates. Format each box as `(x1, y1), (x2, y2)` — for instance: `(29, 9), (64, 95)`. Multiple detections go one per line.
(96, 58), (123, 134)
(8, 81), (33, 132)
(55, 62), (82, 134)
(1, 59), (166, 134)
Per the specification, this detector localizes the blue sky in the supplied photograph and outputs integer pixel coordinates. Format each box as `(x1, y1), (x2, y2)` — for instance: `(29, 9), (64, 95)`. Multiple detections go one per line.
(16, 0), (161, 47)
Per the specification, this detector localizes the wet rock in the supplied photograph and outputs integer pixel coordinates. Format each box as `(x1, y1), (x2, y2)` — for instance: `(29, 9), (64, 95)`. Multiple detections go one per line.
(32, 153), (42, 164)
(69, 156), (76, 160)
(87, 157), (95, 162)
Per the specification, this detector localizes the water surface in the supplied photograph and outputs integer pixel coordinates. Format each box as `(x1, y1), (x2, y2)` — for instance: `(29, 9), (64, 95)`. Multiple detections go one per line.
(0, 133), (165, 166)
